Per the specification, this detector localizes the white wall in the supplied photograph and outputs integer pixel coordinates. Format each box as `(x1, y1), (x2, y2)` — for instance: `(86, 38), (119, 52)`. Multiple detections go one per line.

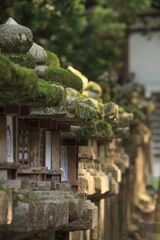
(129, 32), (160, 96)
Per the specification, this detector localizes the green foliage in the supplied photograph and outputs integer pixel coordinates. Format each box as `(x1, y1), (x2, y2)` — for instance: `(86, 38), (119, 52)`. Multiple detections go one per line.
(3, 53), (35, 69)
(0, 0), (151, 80)
(97, 0), (151, 24)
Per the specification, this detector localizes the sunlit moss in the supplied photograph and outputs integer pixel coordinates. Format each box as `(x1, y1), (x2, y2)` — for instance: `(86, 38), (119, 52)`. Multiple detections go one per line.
(3, 53), (35, 69)
(0, 53), (38, 92)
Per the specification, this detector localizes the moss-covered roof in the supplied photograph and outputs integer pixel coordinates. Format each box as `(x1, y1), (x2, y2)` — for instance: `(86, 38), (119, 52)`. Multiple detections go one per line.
(29, 99), (98, 123)
(0, 54), (38, 92)
(43, 66), (83, 91)
(2, 53), (35, 69)
(0, 18), (156, 145)
(0, 78), (63, 107)
(62, 120), (113, 139)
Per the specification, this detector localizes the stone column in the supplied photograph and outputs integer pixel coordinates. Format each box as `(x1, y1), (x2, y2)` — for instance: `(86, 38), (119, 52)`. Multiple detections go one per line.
(99, 199), (105, 240)
(70, 231), (83, 240)
(105, 197), (112, 240)
(149, 186), (160, 239)
(90, 226), (98, 240)
(83, 230), (90, 240)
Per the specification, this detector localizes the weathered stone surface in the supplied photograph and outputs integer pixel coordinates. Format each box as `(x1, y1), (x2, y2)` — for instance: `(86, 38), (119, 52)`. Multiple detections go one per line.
(56, 182), (71, 191)
(21, 179), (31, 189)
(104, 164), (121, 183)
(110, 176), (119, 195)
(148, 233), (160, 239)
(7, 180), (21, 189)
(94, 174), (109, 194)
(35, 65), (48, 78)
(104, 101), (119, 121)
(0, 171), (7, 180)
(78, 169), (95, 195)
(114, 159), (126, 174)
(66, 87), (80, 97)
(31, 181), (51, 191)
(28, 42), (47, 63)
(2, 190), (69, 233)
(66, 97), (77, 116)
(0, 18), (33, 53)
(87, 81), (102, 98)
(63, 192), (83, 221)
(70, 231), (83, 240)
(8, 201), (46, 232)
(0, 189), (12, 225)
(82, 98), (104, 116)
(62, 200), (98, 231)
(0, 180), (7, 188)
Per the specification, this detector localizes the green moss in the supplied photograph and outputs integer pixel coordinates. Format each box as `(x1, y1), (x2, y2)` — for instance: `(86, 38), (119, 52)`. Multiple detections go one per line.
(44, 66), (70, 86)
(66, 97), (78, 114)
(80, 98), (105, 117)
(95, 120), (113, 139)
(77, 96), (88, 103)
(75, 103), (98, 121)
(99, 82), (110, 94)
(122, 106), (145, 122)
(81, 98), (98, 108)
(67, 69), (83, 92)
(43, 66), (83, 91)
(76, 120), (113, 139)
(13, 190), (39, 206)
(3, 53), (35, 69)
(113, 127), (130, 138)
(0, 185), (10, 193)
(36, 79), (63, 105)
(102, 93), (111, 103)
(46, 50), (60, 67)
(0, 79), (62, 106)
(98, 102), (105, 117)
(87, 81), (102, 97)
(66, 87), (80, 97)
(0, 54), (38, 92)
(0, 31), (33, 54)
(76, 125), (95, 138)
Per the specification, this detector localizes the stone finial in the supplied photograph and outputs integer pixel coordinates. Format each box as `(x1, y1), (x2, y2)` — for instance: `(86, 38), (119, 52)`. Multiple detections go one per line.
(27, 42), (47, 64)
(35, 66), (48, 78)
(0, 17), (33, 53)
